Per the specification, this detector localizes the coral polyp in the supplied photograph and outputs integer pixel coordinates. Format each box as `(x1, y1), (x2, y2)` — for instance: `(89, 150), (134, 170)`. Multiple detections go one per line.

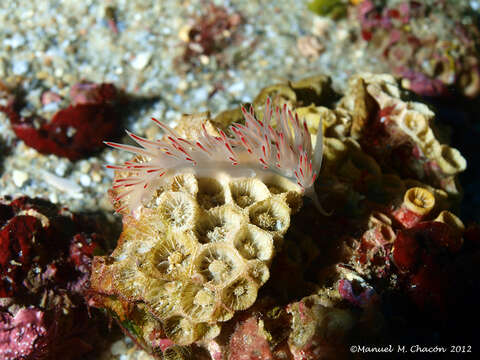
(106, 98), (324, 215)
(91, 172), (299, 347)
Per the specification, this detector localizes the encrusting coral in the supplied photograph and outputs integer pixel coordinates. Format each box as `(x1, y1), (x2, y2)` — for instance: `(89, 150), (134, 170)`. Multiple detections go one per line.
(90, 73), (471, 358)
(354, 0), (480, 98)
(90, 172), (296, 346)
(91, 99), (321, 349)
(337, 73), (466, 197)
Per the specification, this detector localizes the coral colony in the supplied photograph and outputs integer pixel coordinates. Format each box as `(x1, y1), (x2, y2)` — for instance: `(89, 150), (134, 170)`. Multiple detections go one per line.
(105, 98), (324, 215)
(356, 0), (480, 98)
(91, 170), (296, 345)
(89, 74), (477, 359)
(90, 99), (324, 349)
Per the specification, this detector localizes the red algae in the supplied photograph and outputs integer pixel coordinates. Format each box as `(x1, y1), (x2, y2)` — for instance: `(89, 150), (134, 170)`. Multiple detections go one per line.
(12, 103), (120, 161)
(0, 196), (107, 360)
(228, 317), (274, 360)
(0, 215), (42, 297)
(0, 309), (49, 360)
(0, 82), (122, 161)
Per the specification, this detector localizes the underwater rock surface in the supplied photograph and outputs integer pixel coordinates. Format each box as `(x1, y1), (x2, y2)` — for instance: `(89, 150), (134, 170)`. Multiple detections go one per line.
(89, 74), (478, 359)
(91, 167), (300, 348)
(1, 1), (478, 358)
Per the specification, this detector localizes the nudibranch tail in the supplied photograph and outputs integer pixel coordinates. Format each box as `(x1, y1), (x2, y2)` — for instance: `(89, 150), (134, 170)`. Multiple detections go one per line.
(105, 99), (325, 215)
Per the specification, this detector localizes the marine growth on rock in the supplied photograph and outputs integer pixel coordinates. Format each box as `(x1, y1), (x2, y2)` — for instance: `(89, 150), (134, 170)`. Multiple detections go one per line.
(91, 99), (326, 349)
(90, 73), (475, 359)
(0, 196), (107, 360)
(355, 0), (480, 97)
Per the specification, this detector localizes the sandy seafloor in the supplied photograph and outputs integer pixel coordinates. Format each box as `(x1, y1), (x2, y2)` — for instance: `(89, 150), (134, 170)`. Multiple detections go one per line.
(0, 1), (479, 359)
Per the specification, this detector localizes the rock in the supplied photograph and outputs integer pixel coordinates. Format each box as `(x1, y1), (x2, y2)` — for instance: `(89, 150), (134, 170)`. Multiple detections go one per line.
(12, 170), (28, 187)
(12, 60), (29, 75)
(131, 52), (152, 70)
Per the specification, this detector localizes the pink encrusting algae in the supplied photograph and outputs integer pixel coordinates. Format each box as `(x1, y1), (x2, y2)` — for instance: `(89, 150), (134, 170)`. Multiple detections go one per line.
(106, 98), (324, 215)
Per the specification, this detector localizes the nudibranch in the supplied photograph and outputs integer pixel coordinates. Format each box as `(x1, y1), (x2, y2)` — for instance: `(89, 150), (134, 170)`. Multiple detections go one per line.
(106, 98), (324, 216)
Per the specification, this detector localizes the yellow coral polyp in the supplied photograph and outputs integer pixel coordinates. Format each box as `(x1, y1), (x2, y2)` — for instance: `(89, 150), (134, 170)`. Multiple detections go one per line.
(166, 174), (199, 195)
(142, 279), (179, 318)
(249, 198), (290, 234)
(403, 187), (435, 215)
(234, 225), (274, 262)
(263, 174), (300, 195)
(180, 284), (216, 322)
(195, 205), (245, 244)
(143, 233), (197, 280)
(436, 145), (467, 175)
(401, 112), (428, 138)
(163, 316), (196, 345)
(229, 178), (270, 208)
(435, 210), (465, 235)
(193, 243), (244, 286)
(156, 192), (199, 231)
(196, 177), (225, 209)
(193, 288), (215, 307)
(221, 277), (258, 311)
(247, 260), (270, 286)
(162, 345), (192, 360)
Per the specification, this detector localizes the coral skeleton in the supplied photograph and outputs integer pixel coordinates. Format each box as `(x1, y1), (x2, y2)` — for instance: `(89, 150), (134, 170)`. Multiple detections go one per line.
(106, 98), (324, 215)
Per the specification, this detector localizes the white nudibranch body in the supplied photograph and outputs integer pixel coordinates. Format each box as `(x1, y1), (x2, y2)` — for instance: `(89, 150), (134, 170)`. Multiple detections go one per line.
(105, 98), (324, 215)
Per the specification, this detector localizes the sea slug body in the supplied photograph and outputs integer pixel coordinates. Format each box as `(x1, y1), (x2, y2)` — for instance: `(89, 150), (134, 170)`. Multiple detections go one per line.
(105, 98), (324, 216)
